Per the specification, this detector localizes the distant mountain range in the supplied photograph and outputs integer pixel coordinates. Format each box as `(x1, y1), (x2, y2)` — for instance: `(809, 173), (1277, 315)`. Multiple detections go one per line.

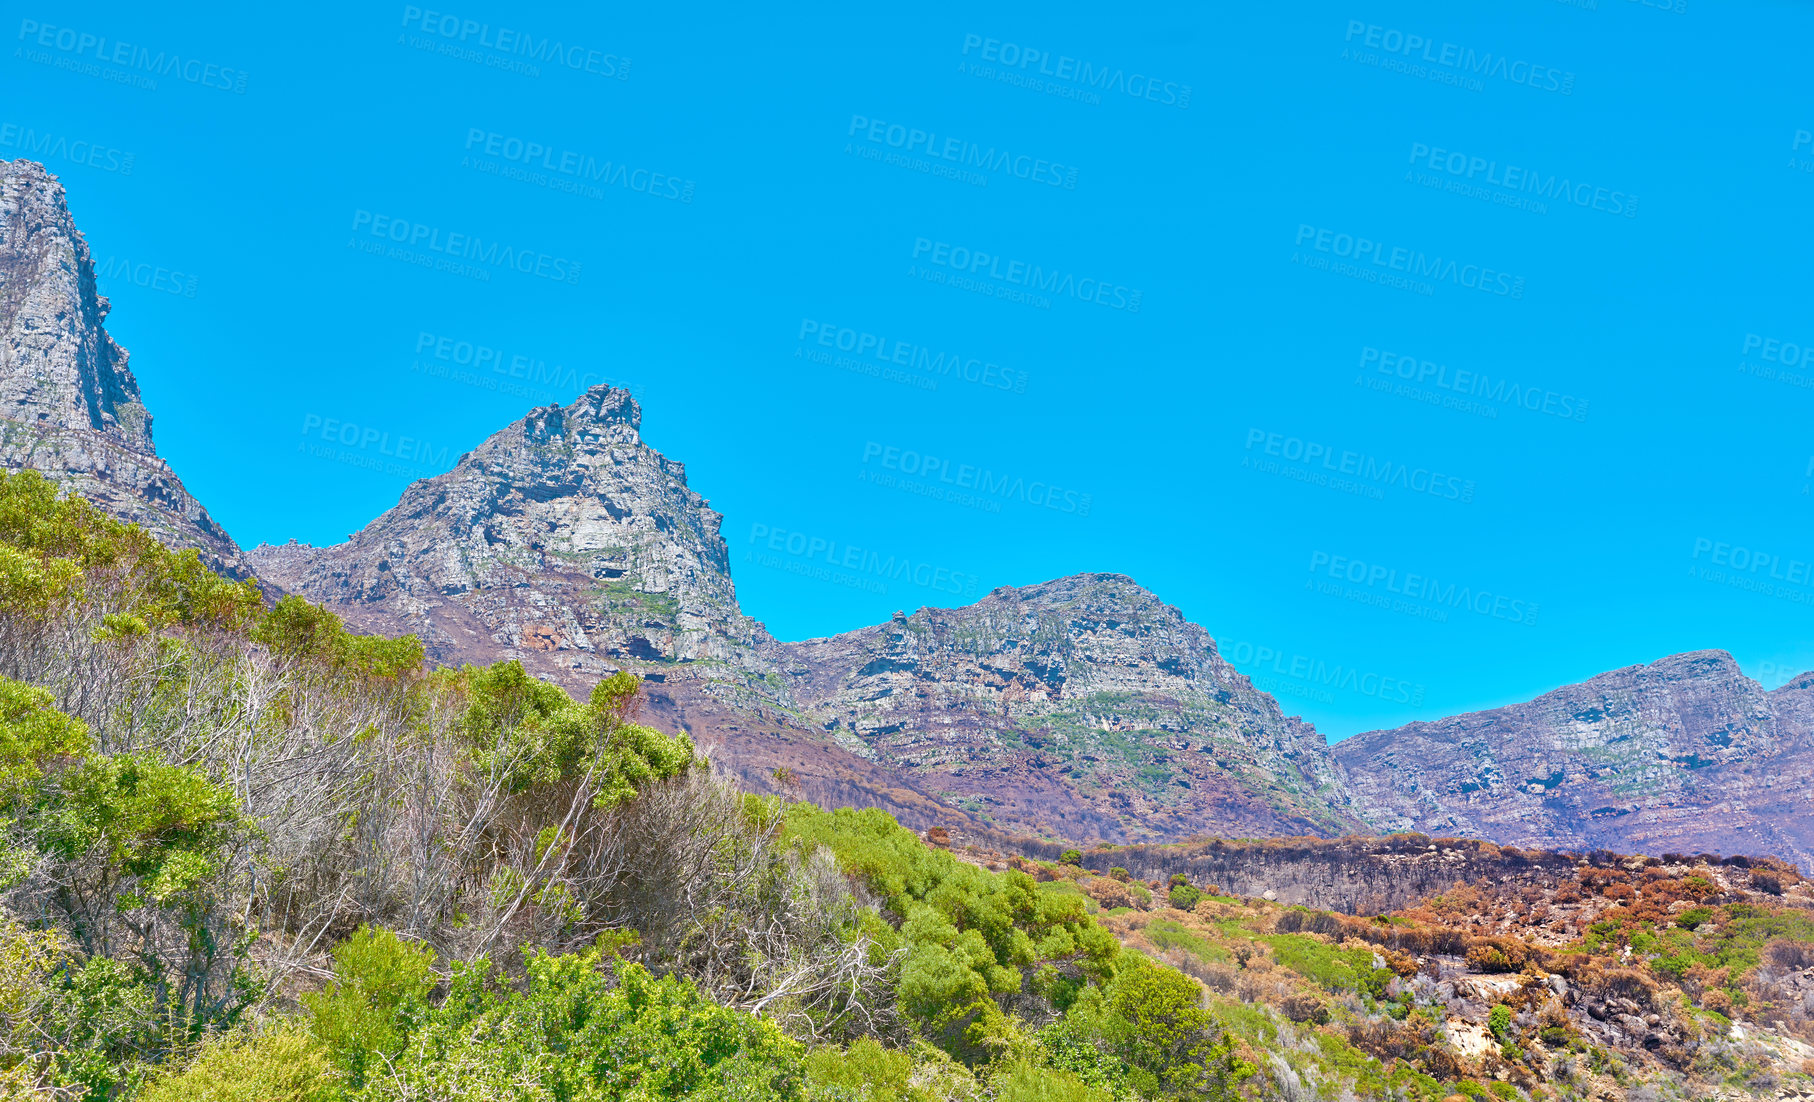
(7, 156), (1811, 869)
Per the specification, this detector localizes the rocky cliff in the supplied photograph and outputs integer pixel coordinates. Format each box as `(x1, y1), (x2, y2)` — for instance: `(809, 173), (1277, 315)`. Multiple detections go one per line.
(249, 389), (774, 677)
(0, 159), (251, 578)
(250, 388), (1367, 844)
(1331, 651), (1814, 871)
(783, 575), (1366, 842)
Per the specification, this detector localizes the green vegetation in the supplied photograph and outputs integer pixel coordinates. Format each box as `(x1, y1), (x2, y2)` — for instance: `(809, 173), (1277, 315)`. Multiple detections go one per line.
(0, 471), (1257, 1101)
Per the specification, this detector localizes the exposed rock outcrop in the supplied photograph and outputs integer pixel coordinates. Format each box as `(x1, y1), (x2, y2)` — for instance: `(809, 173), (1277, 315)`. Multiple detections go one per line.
(250, 388), (1367, 844)
(1332, 651), (1814, 871)
(0, 159), (251, 578)
(784, 575), (1365, 842)
(249, 389), (774, 676)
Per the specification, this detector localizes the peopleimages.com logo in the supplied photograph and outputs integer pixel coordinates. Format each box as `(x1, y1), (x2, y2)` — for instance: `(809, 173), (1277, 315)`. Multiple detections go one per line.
(910, 238), (1141, 312)
(846, 115), (1077, 189)
(796, 320), (1027, 394)
(1341, 20), (1574, 95)
(745, 523), (980, 599)
(1691, 538), (1814, 585)
(299, 410), (448, 468)
(958, 33), (1191, 109)
(1407, 142), (1636, 217)
(1359, 347), (1588, 422)
(462, 129), (693, 203)
(1221, 640), (1427, 706)
(1243, 429), (1475, 503)
(1293, 224), (1525, 299)
(16, 18), (248, 92)
(1307, 550), (1540, 626)
(349, 210), (581, 284)
(0, 122), (133, 174)
(95, 256), (197, 299)
(1792, 130), (1813, 174)
(860, 442), (1092, 516)
(398, 7), (629, 79)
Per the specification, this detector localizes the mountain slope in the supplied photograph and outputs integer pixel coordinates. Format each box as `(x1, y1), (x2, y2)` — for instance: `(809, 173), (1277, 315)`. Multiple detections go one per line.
(12, 153), (1814, 867)
(1, 160), (252, 578)
(784, 574), (1364, 842)
(245, 387), (1000, 834)
(1331, 650), (1814, 869)
(250, 386), (1365, 843)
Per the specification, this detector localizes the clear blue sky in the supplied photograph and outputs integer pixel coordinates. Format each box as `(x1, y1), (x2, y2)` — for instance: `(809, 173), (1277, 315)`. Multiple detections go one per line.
(8, 0), (1814, 740)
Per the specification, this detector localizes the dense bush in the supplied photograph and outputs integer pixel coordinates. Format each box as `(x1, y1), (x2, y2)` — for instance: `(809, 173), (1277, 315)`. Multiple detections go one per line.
(0, 475), (1259, 1100)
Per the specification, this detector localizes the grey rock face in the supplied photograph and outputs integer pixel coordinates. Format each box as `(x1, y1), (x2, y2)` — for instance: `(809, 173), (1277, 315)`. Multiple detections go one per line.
(249, 394), (1366, 843)
(783, 574), (1366, 842)
(1332, 650), (1814, 870)
(249, 388), (779, 680)
(0, 159), (250, 578)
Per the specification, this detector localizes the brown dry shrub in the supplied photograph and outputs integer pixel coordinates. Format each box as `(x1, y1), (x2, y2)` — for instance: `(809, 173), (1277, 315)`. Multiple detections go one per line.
(1346, 1016), (1436, 1063)
(1274, 908), (1342, 938)
(1702, 988), (1734, 1015)
(1197, 962), (1239, 994)
(1081, 876), (1132, 911)
(1467, 940), (1521, 974)
(1601, 882), (1636, 903)
(1281, 990), (1330, 1025)
(1572, 964), (1660, 1008)
(1762, 938), (1814, 972)
(1235, 972), (1273, 1002)
(1552, 885), (1582, 905)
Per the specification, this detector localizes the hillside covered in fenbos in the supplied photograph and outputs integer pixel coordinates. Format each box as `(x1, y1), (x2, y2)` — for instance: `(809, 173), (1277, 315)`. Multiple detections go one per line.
(0, 468), (1261, 1101)
(4, 466), (1813, 1102)
(976, 836), (1814, 1098)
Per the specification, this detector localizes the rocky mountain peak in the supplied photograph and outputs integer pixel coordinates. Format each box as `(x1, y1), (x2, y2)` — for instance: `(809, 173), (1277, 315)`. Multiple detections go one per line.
(0, 159), (250, 578)
(782, 571), (1363, 842)
(250, 385), (765, 682)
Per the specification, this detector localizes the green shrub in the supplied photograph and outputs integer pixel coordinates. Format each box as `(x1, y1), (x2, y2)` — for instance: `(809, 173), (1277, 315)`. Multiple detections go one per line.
(1488, 1003), (1513, 1040)
(1073, 955), (1248, 1098)
(351, 951), (803, 1101)
(454, 661), (693, 803)
(1675, 906), (1714, 931)
(254, 595), (424, 679)
(0, 469), (261, 629)
(992, 1058), (1115, 1102)
(1168, 884), (1204, 911)
(1059, 849), (1083, 866)
(140, 1021), (337, 1102)
(304, 926), (436, 1088)
(784, 804), (1119, 1048)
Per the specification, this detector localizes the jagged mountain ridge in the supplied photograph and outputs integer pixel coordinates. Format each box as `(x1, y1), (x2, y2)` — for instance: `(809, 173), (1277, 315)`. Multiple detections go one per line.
(1331, 650), (1814, 871)
(9, 156), (1814, 865)
(783, 575), (1364, 841)
(249, 383), (1362, 842)
(0, 159), (251, 578)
